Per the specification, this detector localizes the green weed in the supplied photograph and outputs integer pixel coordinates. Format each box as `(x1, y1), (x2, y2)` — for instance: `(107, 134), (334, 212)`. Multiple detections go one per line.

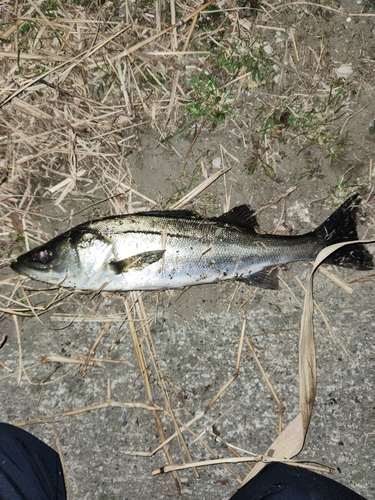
(257, 86), (350, 164)
(139, 0), (155, 7)
(185, 72), (235, 126)
(214, 40), (276, 86)
(244, 133), (276, 179)
(19, 21), (38, 34)
(197, 4), (228, 32)
(40, 0), (59, 17)
(182, 37), (275, 130)
(139, 70), (166, 86)
(330, 172), (366, 205)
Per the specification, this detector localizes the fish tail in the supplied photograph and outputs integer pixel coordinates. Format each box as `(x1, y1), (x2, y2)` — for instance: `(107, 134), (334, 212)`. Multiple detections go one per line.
(313, 194), (373, 270)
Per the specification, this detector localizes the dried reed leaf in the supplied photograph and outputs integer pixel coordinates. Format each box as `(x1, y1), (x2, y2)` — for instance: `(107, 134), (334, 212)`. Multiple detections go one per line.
(12, 97), (53, 119)
(170, 167), (229, 209)
(135, 295), (199, 478)
(13, 400), (162, 427)
(239, 238), (375, 489)
(0, 51), (67, 61)
(113, 0), (217, 62)
(0, 26), (130, 108)
(51, 313), (130, 322)
(153, 456), (330, 475)
(125, 296), (183, 492)
(317, 266), (353, 294)
(153, 437), (331, 476)
(239, 413), (304, 486)
(40, 355), (103, 367)
(246, 337), (285, 434)
(299, 238), (375, 434)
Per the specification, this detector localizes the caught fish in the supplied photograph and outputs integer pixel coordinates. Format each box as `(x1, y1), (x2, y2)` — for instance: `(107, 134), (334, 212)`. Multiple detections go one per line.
(10, 194), (373, 291)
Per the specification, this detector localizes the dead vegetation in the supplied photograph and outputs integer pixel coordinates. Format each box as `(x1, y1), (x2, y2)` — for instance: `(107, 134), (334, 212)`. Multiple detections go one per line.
(1, 0), (375, 498)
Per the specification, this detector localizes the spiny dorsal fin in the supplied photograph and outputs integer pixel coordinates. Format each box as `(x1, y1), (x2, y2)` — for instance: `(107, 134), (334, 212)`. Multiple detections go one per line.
(109, 250), (165, 274)
(213, 205), (259, 232)
(141, 210), (202, 220)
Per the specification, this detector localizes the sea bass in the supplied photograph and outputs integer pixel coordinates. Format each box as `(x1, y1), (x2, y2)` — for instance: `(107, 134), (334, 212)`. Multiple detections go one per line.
(11, 194), (373, 291)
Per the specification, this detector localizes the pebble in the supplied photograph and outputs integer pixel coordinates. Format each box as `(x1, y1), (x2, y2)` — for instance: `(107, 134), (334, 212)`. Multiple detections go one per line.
(336, 65), (353, 78)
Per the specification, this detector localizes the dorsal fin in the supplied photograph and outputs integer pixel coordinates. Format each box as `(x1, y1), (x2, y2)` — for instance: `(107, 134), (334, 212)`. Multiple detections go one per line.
(141, 210), (202, 220)
(213, 205), (259, 232)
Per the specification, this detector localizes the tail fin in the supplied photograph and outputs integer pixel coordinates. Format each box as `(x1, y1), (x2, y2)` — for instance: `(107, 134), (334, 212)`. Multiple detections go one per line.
(314, 194), (374, 270)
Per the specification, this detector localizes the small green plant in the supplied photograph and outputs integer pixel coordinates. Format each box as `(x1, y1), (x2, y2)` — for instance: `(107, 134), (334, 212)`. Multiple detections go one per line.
(19, 21), (38, 34)
(17, 14), (64, 51)
(179, 36), (276, 144)
(330, 171), (366, 205)
(214, 40), (276, 86)
(197, 4), (228, 32)
(295, 158), (323, 181)
(256, 86), (350, 163)
(185, 72), (235, 126)
(140, 0), (155, 7)
(16, 54), (49, 79)
(15, 291), (28, 306)
(89, 61), (119, 101)
(244, 133), (276, 179)
(40, 0), (58, 17)
(139, 70), (166, 86)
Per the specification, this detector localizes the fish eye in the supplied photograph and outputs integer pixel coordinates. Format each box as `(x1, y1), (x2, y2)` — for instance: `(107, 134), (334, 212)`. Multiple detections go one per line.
(34, 249), (52, 263)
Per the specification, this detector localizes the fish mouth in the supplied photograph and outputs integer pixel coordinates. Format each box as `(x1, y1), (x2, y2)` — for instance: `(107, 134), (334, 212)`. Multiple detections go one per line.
(10, 255), (54, 272)
(10, 259), (50, 277)
(10, 260), (23, 274)
(10, 259), (41, 279)
(10, 260), (63, 287)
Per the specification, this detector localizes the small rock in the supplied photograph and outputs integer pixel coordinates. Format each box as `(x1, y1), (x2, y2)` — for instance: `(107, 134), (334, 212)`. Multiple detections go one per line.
(212, 157), (221, 169)
(287, 201), (311, 224)
(335, 65), (353, 78)
(263, 42), (273, 55)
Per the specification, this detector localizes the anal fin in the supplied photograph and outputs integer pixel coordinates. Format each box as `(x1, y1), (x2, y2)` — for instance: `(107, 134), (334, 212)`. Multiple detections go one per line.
(109, 250), (165, 274)
(240, 266), (279, 290)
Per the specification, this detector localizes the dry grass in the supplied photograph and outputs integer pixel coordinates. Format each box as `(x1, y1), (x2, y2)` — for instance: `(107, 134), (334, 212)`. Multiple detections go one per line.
(1, 0), (375, 497)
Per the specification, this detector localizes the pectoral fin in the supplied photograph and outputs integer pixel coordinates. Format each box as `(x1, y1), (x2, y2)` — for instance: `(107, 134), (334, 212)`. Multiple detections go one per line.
(109, 250), (165, 274)
(240, 266), (279, 290)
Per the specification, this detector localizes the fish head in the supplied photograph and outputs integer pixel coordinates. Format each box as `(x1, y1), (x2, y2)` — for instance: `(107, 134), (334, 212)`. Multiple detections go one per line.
(10, 228), (113, 289)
